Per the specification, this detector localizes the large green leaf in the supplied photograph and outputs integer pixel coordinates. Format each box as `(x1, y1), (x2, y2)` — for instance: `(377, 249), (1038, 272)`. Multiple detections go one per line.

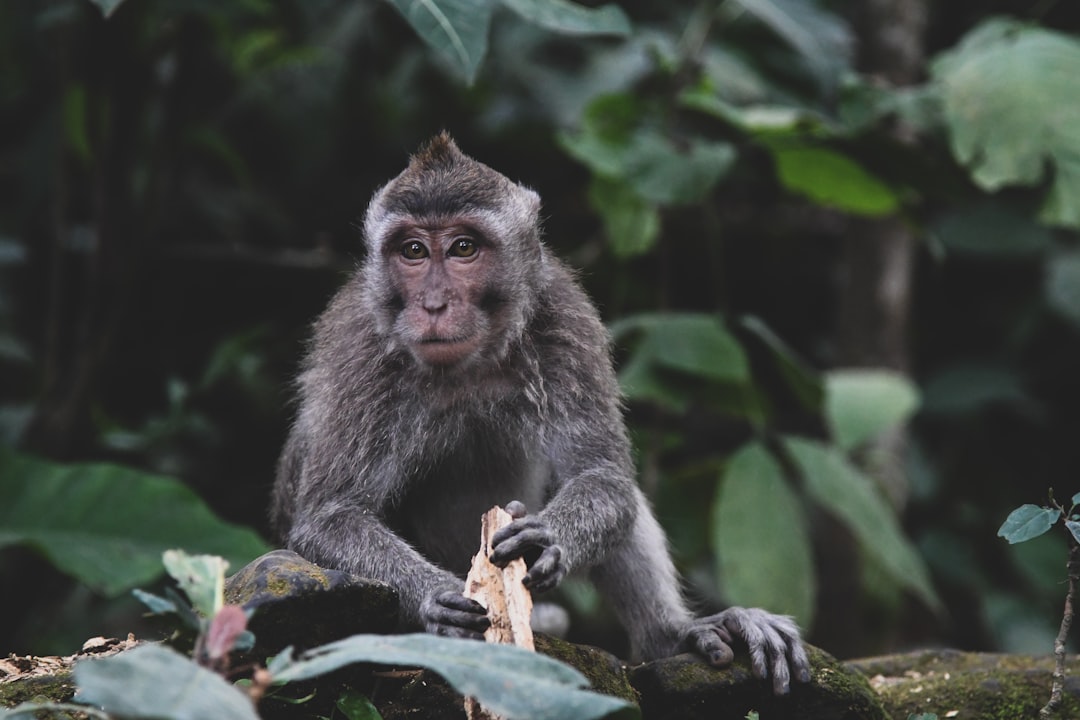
(385, 0), (495, 83)
(560, 96), (736, 206)
(931, 18), (1080, 228)
(499, 0), (630, 36)
(733, 0), (852, 89)
(766, 142), (899, 216)
(612, 313), (751, 384)
(75, 644), (260, 720)
(784, 437), (941, 613)
(386, 0), (632, 83)
(0, 451), (269, 596)
(621, 134), (736, 206)
(587, 176), (661, 258)
(824, 369), (919, 452)
(712, 443), (815, 625)
(271, 634), (638, 720)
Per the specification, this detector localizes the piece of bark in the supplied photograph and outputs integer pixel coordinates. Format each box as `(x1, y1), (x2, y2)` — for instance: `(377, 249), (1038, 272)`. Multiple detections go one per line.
(462, 505), (535, 720)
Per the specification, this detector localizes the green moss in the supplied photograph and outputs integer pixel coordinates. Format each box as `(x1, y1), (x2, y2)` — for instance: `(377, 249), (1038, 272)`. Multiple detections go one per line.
(535, 634), (640, 704)
(0, 672), (76, 707)
(852, 650), (1080, 720)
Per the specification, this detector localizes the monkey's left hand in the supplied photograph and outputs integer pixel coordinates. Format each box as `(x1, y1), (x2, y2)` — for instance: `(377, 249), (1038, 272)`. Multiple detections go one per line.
(489, 501), (568, 593)
(683, 607), (811, 695)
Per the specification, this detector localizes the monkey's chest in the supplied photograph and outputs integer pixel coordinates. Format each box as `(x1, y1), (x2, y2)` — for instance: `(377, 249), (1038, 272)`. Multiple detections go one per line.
(391, 444), (550, 577)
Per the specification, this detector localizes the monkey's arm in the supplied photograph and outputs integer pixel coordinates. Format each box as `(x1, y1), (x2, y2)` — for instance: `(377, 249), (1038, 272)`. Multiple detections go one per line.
(285, 498), (489, 636)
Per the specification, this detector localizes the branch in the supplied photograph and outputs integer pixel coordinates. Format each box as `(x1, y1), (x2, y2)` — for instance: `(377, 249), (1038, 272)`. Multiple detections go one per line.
(1040, 531), (1080, 718)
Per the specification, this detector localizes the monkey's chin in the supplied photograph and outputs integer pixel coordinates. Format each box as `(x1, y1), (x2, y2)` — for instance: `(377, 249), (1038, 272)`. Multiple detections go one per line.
(413, 338), (478, 367)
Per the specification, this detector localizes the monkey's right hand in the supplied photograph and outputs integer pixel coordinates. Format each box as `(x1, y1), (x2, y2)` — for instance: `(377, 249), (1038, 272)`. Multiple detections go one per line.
(488, 501), (568, 594)
(421, 590), (491, 640)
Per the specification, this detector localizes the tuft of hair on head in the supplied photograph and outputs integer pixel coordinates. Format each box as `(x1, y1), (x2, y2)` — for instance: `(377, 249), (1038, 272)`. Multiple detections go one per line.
(409, 131), (463, 170)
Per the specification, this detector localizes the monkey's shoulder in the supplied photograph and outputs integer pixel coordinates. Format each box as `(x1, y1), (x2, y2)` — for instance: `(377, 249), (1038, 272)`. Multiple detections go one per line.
(533, 259), (610, 353)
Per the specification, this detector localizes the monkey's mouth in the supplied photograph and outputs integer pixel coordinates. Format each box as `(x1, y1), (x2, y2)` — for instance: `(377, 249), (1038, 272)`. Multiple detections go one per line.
(415, 336), (477, 365)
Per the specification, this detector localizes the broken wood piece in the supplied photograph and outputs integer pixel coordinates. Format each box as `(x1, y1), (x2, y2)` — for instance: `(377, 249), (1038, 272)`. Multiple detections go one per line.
(462, 505), (535, 720)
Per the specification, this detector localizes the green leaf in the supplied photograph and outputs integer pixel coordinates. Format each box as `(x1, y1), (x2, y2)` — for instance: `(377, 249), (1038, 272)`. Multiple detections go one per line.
(680, 90), (816, 136)
(931, 18), (1080, 228)
(765, 143), (899, 215)
(499, 0), (630, 36)
(132, 589), (179, 616)
(1066, 521), (1080, 546)
(162, 550), (228, 618)
(0, 450), (269, 596)
(272, 634), (638, 720)
(336, 690), (384, 720)
(75, 644), (260, 720)
(733, 0), (852, 89)
(1046, 249), (1080, 329)
(587, 176), (661, 258)
(384, 0), (494, 83)
(622, 134), (736, 206)
(560, 98), (735, 206)
(785, 437), (941, 613)
(612, 313), (751, 384)
(997, 504), (1060, 544)
(615, 351), (690, 412)
(824, 369), (919, 452)
(712, 443), (815, 625)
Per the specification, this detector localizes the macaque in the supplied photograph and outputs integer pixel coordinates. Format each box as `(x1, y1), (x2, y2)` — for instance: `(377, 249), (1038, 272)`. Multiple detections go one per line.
(271, 133), (810, 694)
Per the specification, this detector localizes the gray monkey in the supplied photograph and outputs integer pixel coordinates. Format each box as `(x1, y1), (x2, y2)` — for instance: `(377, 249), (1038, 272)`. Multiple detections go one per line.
(271, 133), (811, 694)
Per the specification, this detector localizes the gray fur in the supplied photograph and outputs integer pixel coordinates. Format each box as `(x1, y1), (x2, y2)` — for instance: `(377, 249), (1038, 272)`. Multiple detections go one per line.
(271, 135), (808, 689)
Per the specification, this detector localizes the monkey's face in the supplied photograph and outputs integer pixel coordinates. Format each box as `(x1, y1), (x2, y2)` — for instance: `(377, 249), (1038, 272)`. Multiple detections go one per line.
(384, 223), (505, 368)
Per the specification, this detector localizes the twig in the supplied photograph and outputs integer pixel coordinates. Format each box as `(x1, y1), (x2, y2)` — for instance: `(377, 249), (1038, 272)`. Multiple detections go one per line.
(1040, 528), (1080, 718)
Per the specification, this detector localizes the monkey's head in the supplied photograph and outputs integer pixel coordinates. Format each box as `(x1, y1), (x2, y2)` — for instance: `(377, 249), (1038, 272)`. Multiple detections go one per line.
(361, 133), (545, 370)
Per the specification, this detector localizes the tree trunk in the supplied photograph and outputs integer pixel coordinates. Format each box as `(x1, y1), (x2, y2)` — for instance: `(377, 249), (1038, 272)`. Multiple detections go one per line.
(818, 0), (927, 658)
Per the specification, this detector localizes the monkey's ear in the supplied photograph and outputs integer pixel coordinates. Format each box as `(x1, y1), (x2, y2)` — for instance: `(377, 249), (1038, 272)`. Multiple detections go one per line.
(517, 184), (541, 217)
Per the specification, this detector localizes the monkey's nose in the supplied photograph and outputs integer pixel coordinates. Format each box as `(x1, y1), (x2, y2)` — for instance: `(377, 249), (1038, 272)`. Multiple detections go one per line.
(422, 294), (449, 315)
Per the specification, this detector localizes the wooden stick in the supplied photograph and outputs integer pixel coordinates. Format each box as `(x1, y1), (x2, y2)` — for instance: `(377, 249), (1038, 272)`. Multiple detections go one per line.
(462, 506), (534, 720)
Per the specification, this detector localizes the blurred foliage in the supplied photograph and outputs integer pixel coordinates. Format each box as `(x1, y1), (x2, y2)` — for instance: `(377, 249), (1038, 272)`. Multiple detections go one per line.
(0, 0), (1078, 666)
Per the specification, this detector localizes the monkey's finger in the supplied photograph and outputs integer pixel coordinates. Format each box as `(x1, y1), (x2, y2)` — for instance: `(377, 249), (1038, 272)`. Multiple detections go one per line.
(523, 546), (565, 593)
(688, 626), (734, 667)
(490, 528), (553, 565)
(788, 637), (812, 684)
(504, 500), (528, 518)
(768, 646), (793, 695)
(435, 591), (487, 614)
(741, 623), (793, 694)
(433, 607), (492, 634)
(490, 518), (548, 551)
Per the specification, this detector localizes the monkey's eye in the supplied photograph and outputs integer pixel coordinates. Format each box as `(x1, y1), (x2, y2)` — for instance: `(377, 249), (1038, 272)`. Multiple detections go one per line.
(449, 238), (477, 258)
(400, 241), (429, 260)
